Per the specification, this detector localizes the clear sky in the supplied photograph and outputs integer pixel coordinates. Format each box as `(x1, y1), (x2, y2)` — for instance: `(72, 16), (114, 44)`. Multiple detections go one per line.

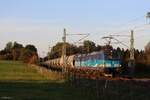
(0, 0), (150, 57)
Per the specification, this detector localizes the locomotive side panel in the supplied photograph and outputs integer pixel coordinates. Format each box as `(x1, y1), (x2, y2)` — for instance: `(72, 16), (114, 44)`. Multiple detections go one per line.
(74, 51), (106, 68)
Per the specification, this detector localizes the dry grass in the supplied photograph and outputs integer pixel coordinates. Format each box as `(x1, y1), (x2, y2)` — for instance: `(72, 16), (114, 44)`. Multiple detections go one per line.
(0, 60), (63, 82)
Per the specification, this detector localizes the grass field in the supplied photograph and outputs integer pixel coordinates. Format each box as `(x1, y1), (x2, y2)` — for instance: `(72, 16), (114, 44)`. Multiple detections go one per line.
(0, 60), (59, 81)
(0, 82), (96, 100)
(134, 66), (150, 78)
(0, 60), (96, 100)
(0, 60), (150, 100)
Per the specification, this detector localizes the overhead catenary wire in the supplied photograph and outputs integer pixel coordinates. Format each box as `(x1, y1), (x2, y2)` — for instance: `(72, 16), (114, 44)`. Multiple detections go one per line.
(90, 15), (145, 44)
(65, 14), (149, 49)
(110, 15), (145, 30)
(107, 24), (149, 42)
(101, 17), (147, 48)
(67, 33), (90, 45)
(100, 14), (146, 37)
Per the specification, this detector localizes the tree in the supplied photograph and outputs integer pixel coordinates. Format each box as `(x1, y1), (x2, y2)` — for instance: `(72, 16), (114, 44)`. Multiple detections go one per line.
(20, 49), (38, 64)
(83, 40), (96, 53)
(0, 42), (13, 60)
(48, 42), (78, 59)
(66, 44), (78, 55)
(20, 44), (38, 64)
(4, 42), (13, 52)
(116, 47), (122, 59)
(12, 42), (23, 60)
(0, 42), (38, 63)
(13, 42), (23, 49)
(25, 45), (37, 53)
(145, 42), (150, 65)
(49, 42), (63, 59)
(95, 45), (102, 51)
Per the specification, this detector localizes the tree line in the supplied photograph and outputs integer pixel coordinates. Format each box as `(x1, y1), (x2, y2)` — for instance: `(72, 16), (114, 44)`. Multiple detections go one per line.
(48, 40), (150, 72)
(1, 40), (150, 71)
(0, 42), (38, 64)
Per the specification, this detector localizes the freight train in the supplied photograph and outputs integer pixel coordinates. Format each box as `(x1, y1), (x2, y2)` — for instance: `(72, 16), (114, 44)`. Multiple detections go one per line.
(43, 50), (121, 76)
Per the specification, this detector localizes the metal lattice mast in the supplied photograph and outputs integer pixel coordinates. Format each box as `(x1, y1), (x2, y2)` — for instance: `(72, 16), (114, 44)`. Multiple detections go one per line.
(62, 28), (67, 68)
(129, 30), (135, 75)
(146, 12), (150, 24)
(130, 30), (134, 61)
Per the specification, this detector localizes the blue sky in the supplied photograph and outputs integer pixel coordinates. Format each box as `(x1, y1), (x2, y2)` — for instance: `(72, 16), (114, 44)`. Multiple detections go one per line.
(0, 0), (150, 57)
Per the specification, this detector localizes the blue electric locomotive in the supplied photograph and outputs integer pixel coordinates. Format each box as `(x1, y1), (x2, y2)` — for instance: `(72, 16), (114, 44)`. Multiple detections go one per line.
(74, 51), (121, 75)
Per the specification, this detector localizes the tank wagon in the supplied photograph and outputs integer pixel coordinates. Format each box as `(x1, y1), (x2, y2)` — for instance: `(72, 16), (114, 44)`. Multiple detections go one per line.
(43, 50), (121, 76)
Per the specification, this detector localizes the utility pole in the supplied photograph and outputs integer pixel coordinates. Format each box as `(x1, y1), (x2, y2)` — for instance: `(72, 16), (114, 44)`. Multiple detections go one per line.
(62, 28), (67, 69)
(130, 30), (134, 61)
(146, 12), (150, 24)
(128, 30), (135, 76)
(102, 33), (135, 76)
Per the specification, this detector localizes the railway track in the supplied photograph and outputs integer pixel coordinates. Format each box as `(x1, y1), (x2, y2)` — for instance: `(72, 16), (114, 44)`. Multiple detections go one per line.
(40, 64), (150, 83)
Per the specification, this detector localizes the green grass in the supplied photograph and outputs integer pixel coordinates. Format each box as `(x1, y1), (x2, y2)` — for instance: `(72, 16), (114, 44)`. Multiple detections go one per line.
(0, 60), (96, 100)
(0, 60), (150, 100)
(0, 82), (96, 100)
(134, 66), (150, 78)
(0, 60), (52, 81)
(134, 72), (150, 78)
